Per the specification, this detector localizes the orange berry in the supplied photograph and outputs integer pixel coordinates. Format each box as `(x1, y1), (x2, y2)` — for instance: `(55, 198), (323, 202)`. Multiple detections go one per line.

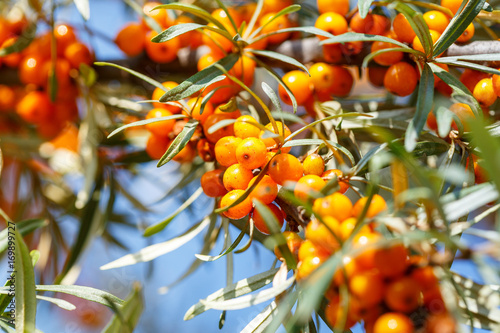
(144, 30), (180, 63)
(411, 266), (438, 291)
(425, 313), (456, 333)
(373, 243), (409, 277)
(64, 42), (93, 68)
(373, 313), (414, 333)
(214, 136), (242, 167)
(423, 286), (446, 313)
(294, 175), (326, 202)
(298, 239), (330, 262)
(313, 192), (353, 222)
(367, 67), (388, 87)
(350, 12), (373, 33)
(174, 15), (203, 49)
(328, 66), (354, 97)
(317, 0), (349, 16)
(450, 102), (475, 132)
(145, 108), (175, 137)
(223, 163), (254, 191)
(274, 231), (303, 263)
(145, 133), (170, 159)
(314, 12), (348, 40)
(303, 154), (325, 176)
(142, 1), (172, 29)
(263, 0), (293, 15)
(349, 270), (385, 307)
(324, 297), (358, 329)
(338, 217), (371, 241)
(248, 175), (278, 204)
(441, 0), (463, 15)
(202, 23), (234, 57)
(201, 169), (228, 198)
(423, 11), (450, 34)
(236, 137), (267, 170)
(493, 71), (500, 97)
(234, 115), (260, 139)
(322, 169), (349, 194)
(309, 62), (335, 91)
(1, 37), (22, 67)
(251, 202), (284, 234)
(211, 8), (242, 28)
(259, 13), (292, 45)
(296, 251), (328, 281)
(412, 29), (441, 54)
(259, 121), (292, 152)
(473, 77), (497, 107)
(333, 255), (365, 285)
(115, 23), (146, 56)
(54, 24), (77, 55)
(197, 52), (223, 72)
(268, 153), (303, 185)
(0, 85), (16, 112)
(384, 62), (418, 97)
(231, 54), (257, 87)
(385, 276), (422, 313)
(460, 68), (489, 92)
(322, 43), (343, 63)
(220, 189), (253, 219)
(19, 55), (47, 86)
(279, 70), (313, 106)
(42, 58), (72, 87)
(203, 113), (235, 143)
(371, 32), (404, 66)
(305, 217), (341, 253)
(186, 97), (215, 124)
(351, 231), (382, 270)
(197, 138), (216, 162)
(369, 14), (390, 35)
(151, 81), (182, 113)
(393, 13), (416, 44)
(352, 194), (387, 219)
(16, 91), (54, 124)
(172, 143), (196, 163)
(214, 105), (241, 119)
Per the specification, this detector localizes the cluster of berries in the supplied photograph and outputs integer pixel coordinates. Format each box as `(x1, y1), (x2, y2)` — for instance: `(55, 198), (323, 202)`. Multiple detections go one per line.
(0, 18), (92, 140)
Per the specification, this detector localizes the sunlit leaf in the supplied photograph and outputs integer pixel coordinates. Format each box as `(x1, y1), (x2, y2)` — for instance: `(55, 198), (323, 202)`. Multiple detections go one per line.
(14, 230), (36, 333)
(73, 0), (90, 20)
(157, 119), (199, 168)
(102, 284), (143, 333)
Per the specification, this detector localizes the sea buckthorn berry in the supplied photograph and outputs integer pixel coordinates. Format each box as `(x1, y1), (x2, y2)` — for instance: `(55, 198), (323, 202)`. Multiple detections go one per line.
(368, 67), (388, 87)
(259, 122), (292, 152)
(423, 286), (446, 313)
(317, 0), (349, 16)
(16, 91), (54, 124)
(202, 23), (234, 57)
(151, 81), (182, 113)
(211, 8), (242, 28)
(274, 231), (303, 263)
(322, 43), (343, 64)
(54, 24), (77, 55)
(350, 12), (373, 33)
(329, 66), (354, 97)
(1, 37), (22, 67)
(349, 270), (385, 307)
(279, 70), (313, 106)
(341, 39), (364, 56)
(201, 169), (227, 198)
(234, 115), (260, 139)
(373, 312), (414, 333)
(324, 297), (358, 329)
(145, 134), (170, 159)
(174, 15), (203, 49)
(314, 12), (348, 40)
(425, 313), (456, 333)
(0, 85), (16, 111)
(202, 75), (239, 105)
(144, 30), (180, 63)
(259, 13), (292, 45)
(172, 143), (196, 163)
(352, 194), (387, 218)
(322, 169), (349, 194)
(142, 1), (172, 29)
(297, 252), (328, 281)
(197, 52), (223, 72)
(373, 243), (409, 277)
(223, 163), (254, 191)
(214, 136), (242, 167)
(450, 102), (475, 131)
(203, 113), (235, 143)
(305, 217), (341, 253)
(411, 266), (438, 291)
(303, 154), (325, 176)
(473, 77), (497, 107)
(263, 0), (293, 14)
(236, 137), (267, 170)
(383, 62), (418, 97)
(412, 29), (441, 54)
(338, 217), (371, 241)
(310, 62), (335, 91)
(298, 239), (330, 262)
(352, 231), (382, 270)
(492, 71), (500, 97)
(197, 138), (215, 162)
(393, 13), (417, 44)
(294, 175), (326, 202)
(333, 255), (365, 285)
(251, 202), (284, 234)
(456, 22), (474, 43)
(423, 11), (450, 34)
(370, 14), (390, 35)
(231, 54), (257, 87)
(220, 189), (253, 220)
(371, 32), (404, 66)
(460, 69), (489, 92)
(42, 58), (72, 87)
(385, 276), (422, 313)
(145, 108), (175, 137)
(248, 175), (278, 204)
(115, 23), (146, 56)
(19, 55), (47, 86)
(268, 153), (303, 185)
(64, 42), (93, 68)
(185, 97), (214, 124)
(441, 0), (462, 15)
(214, 105), (241, 119)
(313, 192), (353, 222)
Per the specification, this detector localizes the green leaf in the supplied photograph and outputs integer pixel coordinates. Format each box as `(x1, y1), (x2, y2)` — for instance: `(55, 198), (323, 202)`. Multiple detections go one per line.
(433, 0), (486, 57)
(262, 82), (283, 114)
(392, 2), (433, 56)
(252, 26), (336, 44)
(156, 119), (199, 167)
(154, 3), (227, 30)
(248, 4), (302, 39)
(102, 284), (143, 333)
(321, 32), (409, 49)
(35, 295), (76, 311)
(405, 63), (434, 152)
(184, 267), (280, 320)
(434, 60), (500, 76)
(73, 0), (90, 20)
(362, 47), (422, 68)
(14, 230), (37, 333)
(0, 219), (47, 253)
(31, 285), (123, 307)
(102, 215), (210, 269)
(199, 275), (295, 311)
(159, 54), (239, 102)
(107, 114), (187, 139)
(443, 183), (498, 221)
(152, 23), (231, 43)
(195, 220), (248, 262)
(282, 139), (355, 165)
(434, 106), (454, 138)
(0, 24), (36, 56)
(94, 62), (166, 91)
(240, 301), (277, 333)
(207, 118), (237, 134)
(247, 49), (309, 74)
(358, 0), (374, 18)
(436, 54), (500, 63)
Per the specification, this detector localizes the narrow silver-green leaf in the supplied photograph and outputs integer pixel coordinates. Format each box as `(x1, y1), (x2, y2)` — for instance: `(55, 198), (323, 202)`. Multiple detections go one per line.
(36, 295), (76, 311)
(241, 301), (277, 333)
(153, 3), (227, 31)
(94, 62), (166, 91)
(248, 49), (309, 74)
(14, 230), (36, 333)
(321, 32), (409, 49)
(32, 285), (124, 307)
(392, 2), (432, 55)
(102, 284), (143, 333)
(0, 219), (47, 253)
(282, 139), (355, 165)
(358, 0), (374, 18)
(73, 0), (90, 20)
(0, 24), (36, 56)
(157, 119), (199, 168)
(195, 220), (248, 262)
(248, 4), (302, 39)
(107, 114), (187, 139)
(152, 23), (230, 43)
(434, 60), (500, 76)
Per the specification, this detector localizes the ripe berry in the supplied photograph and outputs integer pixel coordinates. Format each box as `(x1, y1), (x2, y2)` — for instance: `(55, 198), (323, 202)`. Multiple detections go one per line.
(383, 62), (418, 97)
(294, 175), (326, 202)
(423, 10), (450, 34)
(373, 243), (409, 277)
(274, 231), (303, 263)
(385, 276), (422, 313)
(322, 169), (349, 194)
(151, 81), (182, 113)
(145, 108), (175, 138)
(234, 115), (261, 139)
(16, 91), (54, 124)
(115, 23), (146, 56)
(303, 154), (325, 176)
(220, 189), (253, 220)
(317, 0), (349, 16)
(373, 312), (414, 333)
(473, 77), (497, 107)
(251, 202), (284, 234)
(313, 192), (353, 222)
(248, 175), (278, 204)
(236, 137), (267, 170)
(268, 153), (303, 185)
(352, 194), (387, 218)
(279, 70), (313, 106)
(145, 134), (170, 159)
(144, 30), (180, 63)
(305, 217), (341, 253)
(259, 121), (292, 152)
(214, 136), (242, 167)
(259, 12), (292, 45)
(393, 13), (416, 44)
(349, 270), (385, 307)
(223, 163), (254, 191)
(314, 12), (348, 39)
(64, 42), (93, 68)
(298, 239), (330, 262)
(203, 113), (235, 143)
(201, 169), (227, 198)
